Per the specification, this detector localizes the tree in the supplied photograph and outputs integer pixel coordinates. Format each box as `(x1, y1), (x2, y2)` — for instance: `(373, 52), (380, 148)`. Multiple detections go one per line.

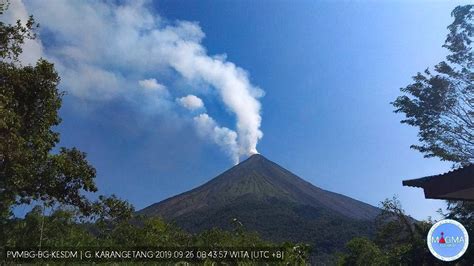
(3, 206), (96, 248)
(392, 5), (473, 263)
(440, 200), (474, 263)
(375, 197), (436, 265)
(392, 5), (473, 164)
(0, 1), (37, 61)
(337, 237), (387, 266)
(0, 2), (97, 221)
(338, 197), (440, 266)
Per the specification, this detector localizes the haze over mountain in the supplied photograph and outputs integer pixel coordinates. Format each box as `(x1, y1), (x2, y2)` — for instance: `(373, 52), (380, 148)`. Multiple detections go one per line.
(139, 154), (380, 255)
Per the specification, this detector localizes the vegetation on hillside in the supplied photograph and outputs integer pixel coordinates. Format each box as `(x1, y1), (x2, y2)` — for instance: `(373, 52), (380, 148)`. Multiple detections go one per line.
(337, 197), (439, 265)
(140, 155), (379, 261)
(2, 205), (309, 264)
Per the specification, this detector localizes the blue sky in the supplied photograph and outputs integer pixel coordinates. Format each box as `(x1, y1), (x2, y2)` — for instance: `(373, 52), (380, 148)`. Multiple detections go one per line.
(8, 0), (471, 220)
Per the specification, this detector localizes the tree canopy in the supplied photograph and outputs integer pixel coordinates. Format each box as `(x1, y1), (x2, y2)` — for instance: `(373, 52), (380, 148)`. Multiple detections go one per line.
(392, 5), (473, 165)
(391, 5), (473, 263)
(0, 3), (98, 220)
(337, 197), (455, 265)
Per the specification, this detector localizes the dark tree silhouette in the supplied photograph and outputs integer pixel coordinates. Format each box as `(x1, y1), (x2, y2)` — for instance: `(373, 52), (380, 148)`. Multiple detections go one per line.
(392, 5), (473, 164)
(392, 5), (473, 263)
(0, 9), (97, 220)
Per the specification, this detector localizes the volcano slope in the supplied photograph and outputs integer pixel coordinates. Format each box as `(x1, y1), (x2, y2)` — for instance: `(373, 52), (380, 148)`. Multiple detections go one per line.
(139, 154), (380, 255)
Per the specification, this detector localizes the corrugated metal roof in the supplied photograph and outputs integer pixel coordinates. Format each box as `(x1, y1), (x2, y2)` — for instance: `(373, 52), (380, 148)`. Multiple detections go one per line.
(402, 164), (474, 188)
(402, 164), (474, 201)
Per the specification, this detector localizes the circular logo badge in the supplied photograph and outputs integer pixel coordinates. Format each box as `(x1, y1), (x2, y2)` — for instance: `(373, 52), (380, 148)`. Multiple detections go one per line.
(427, 219), (469, 261)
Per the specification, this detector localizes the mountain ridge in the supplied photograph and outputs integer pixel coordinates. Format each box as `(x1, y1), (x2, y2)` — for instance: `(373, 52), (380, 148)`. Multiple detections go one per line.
(139, 154), (379, 220)
(138, 154), (380, 256)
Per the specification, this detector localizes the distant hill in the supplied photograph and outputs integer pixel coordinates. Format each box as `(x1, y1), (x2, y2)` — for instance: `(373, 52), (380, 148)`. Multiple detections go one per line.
(138, 154), (380, 256)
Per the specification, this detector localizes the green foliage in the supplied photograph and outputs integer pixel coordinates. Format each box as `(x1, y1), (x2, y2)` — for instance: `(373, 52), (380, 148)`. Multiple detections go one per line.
(0, 0), (38, 61)
(337, 237), (387, 266)
(0, 5), (138, 258)
(392, 5), (474, 264)
(375, 197), (435, 265)
(337, 197), (471, 265)
(338, 197), (437, 265)
(170, 195), (375, 261)
(2, 208), (309, 264)
(392, 5), (473, 164)
(0, 2), (97, 220)
(91, 195), (135, 225)
(4, 206), (96, 248)
(441, 200), (474, 263)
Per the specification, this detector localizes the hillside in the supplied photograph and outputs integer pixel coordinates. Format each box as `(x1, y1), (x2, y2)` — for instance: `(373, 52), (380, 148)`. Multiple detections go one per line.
(138, 154), (380, 255)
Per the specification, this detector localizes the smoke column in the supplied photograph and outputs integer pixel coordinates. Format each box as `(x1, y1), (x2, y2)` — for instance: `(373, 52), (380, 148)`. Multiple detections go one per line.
(9, 0), (265, 162)
(164, 40), (264, 160)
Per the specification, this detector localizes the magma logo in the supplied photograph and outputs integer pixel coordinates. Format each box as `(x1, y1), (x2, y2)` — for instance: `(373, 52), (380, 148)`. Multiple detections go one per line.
(427, 219), (469, 261)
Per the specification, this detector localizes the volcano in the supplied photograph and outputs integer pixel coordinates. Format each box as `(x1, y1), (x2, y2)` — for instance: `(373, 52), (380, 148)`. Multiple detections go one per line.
(139, 154), (380, 255)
